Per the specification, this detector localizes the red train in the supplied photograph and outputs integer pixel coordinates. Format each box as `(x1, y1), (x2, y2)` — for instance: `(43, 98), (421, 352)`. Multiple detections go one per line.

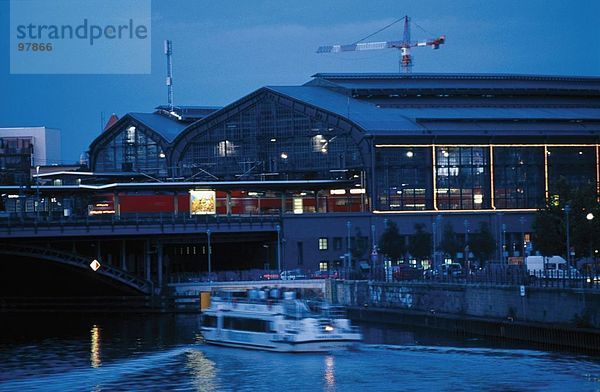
(88, 190), (366, 216)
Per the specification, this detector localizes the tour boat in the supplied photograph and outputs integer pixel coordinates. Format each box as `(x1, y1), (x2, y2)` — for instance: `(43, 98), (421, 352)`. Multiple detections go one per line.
(200, 289), (362, 352)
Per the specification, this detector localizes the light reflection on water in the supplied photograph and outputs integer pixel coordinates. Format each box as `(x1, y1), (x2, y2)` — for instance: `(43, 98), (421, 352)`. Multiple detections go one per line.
(90, 324), (101, 368)
(324, 355), (335, 391)
(0, 314), (598, 391)
(186, 349), (217, 392)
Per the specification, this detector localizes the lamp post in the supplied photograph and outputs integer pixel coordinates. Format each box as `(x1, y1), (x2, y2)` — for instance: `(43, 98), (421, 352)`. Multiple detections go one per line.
(519, 216), (526, 258)
(346, 221), (352, 276)
(371, 224), (376, 252)
(435, 215), (442, 267)
(276, 224), (281, 272)
(587, 212), (594, 262)
(565, 204), (571, 267)
(206, 229), (212, 276)
(464, 219), (469, 271)
(501, 223), (506, 263)
(35, 165), (40, 221)
(432, 221), (436, 270)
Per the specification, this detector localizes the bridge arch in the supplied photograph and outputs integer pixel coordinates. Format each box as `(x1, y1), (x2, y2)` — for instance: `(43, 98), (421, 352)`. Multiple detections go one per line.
(0, 244), (152, 295)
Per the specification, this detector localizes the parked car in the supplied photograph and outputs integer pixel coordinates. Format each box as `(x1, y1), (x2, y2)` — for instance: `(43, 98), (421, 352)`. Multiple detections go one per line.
(280, 269), (307, 280)
(311, 270), (339, 279)
(440, 263), (463, 277)
(260, 271), (280, 280)
(392, 264), (422, 281)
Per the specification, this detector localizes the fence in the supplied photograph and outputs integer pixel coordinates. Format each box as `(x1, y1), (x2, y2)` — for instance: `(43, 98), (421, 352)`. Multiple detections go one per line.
(360, 265), (600, 290)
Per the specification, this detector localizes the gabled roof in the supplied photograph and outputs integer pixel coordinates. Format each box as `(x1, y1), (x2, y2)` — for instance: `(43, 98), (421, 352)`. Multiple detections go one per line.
(103, 114), (119, 131)
(128, 112), (188, 142)
(267, 85), (424, 133)
(154, 105), (221, 122)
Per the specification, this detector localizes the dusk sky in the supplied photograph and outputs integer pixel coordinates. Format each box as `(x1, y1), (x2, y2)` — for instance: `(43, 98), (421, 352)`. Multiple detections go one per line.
(1, 0), (599, 163)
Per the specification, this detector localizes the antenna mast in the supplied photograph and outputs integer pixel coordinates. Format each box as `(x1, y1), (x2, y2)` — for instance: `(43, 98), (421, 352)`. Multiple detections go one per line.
(164, 40), (174, 111)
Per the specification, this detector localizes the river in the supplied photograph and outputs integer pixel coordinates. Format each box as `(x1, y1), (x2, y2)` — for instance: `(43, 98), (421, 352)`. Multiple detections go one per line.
(0, 314), (599, 391)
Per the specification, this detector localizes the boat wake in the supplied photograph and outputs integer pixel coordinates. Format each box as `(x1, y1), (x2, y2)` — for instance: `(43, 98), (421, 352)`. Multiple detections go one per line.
(0, 346), (195, 392)
(361, 343), (553, 359)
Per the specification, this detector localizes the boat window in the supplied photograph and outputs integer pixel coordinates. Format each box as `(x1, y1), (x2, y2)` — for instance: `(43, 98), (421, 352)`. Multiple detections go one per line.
(223, 317), (270, 332)
(202, 315), (217, 328)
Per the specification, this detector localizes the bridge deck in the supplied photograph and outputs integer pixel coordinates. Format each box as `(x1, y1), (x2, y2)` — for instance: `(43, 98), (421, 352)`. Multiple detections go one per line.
(0, 215), (280, 238)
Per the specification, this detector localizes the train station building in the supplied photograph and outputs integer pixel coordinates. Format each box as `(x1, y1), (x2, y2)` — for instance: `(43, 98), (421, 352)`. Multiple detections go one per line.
(8, 73), (600, 276)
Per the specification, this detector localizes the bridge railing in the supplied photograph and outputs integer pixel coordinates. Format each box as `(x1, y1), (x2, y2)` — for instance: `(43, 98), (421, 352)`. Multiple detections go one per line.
(0, 212), (281, 235)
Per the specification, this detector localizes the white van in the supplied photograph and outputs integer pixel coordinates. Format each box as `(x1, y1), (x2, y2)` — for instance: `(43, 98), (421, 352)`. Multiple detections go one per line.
(525, 255), (580, 278)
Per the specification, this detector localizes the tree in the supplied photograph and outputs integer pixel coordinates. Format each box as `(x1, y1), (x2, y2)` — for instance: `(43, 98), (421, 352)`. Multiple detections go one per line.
(409, 223), (432, 263)
(439, 223), (460, 260)
(568, 186), (600, 260)
(351, 227), (368, 261)
(533, 205), (566, 257)
(532, 182), (599, 259)
(468, 222), (496, 267)
(378, 221), (404, 262)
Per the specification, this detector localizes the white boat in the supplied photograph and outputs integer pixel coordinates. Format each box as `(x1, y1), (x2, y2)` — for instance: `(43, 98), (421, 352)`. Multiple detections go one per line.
(200, 289), (362, 352)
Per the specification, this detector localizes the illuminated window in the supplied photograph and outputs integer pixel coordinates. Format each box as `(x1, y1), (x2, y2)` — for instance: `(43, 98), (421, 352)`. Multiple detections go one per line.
(375, 147), (433, 211)
(319, 237), (328, 250)
(293, 198), (303, 214)
(319, 261), (328, 271)
(436, 147), (489, 210)
(493, 147), (544, 209)
(126, 126), (136, 144)
(216, 140), (236, 157)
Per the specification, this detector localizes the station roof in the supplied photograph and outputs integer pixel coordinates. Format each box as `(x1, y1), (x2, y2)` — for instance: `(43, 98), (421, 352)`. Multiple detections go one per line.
(308, 73), (600, 94)
(128, 112), (189, 142)
(98, 73), (600, 146)
(265, 73), (600, 136)
(154, 105), (221, 122)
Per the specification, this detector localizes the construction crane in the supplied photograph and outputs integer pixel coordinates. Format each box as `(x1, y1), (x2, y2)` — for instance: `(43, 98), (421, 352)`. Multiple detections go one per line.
(317, 15), (445, 73)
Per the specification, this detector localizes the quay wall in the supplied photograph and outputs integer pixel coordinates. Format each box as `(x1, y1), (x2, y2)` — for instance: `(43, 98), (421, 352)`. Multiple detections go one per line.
(331, 281), (600, 330)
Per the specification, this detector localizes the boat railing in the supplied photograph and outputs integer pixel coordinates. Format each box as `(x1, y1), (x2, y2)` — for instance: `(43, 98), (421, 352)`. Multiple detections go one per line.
(326, 306), (349, 319)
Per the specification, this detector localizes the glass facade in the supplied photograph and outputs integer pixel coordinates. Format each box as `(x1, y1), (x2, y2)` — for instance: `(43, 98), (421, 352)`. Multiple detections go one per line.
(178, 97), (363, 180)
(548, 147), (597, 195)
(94, 124), (168, 177)
(375, 147), (432, 211)
(493, 147), (545, 209)
(436, 147), (490, 210)
(0, 137), (33, 185)
(372, 145), (597, 211)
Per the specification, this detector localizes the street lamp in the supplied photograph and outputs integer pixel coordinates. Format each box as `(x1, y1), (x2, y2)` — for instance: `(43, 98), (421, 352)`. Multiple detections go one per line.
(565, 204), (571, 267)
(276, 224), (281, 272)
(587, 212), (595, 261)
(501, 223), (506, 263)
(346, 221), (352, 276)
(463, 219), (469, 270)
(519, 216), (526, 258)
(435, 215), (442, 267)
(206, 229), (212, 276)
(35, 165), (40, 221)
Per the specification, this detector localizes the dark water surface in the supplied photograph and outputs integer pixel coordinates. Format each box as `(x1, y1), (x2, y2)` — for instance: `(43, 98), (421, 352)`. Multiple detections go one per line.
(0, 314), (599, 391)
